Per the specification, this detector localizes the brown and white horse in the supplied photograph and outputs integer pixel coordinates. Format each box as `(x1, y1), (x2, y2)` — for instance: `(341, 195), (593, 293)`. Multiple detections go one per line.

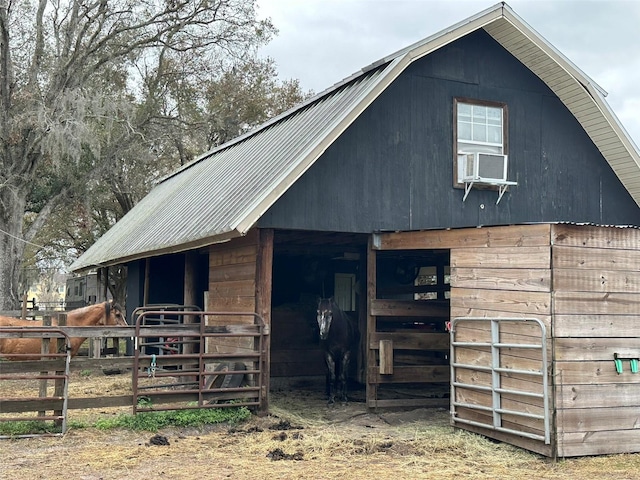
(0, 301), (127, 360)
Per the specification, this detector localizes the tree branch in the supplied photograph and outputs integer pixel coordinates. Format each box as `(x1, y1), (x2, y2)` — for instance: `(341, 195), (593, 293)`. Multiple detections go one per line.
(24, 186), (69, 244)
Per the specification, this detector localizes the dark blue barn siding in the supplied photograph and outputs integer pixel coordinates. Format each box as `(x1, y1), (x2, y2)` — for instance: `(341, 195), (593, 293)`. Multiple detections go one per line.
(258, 30), (640, 232)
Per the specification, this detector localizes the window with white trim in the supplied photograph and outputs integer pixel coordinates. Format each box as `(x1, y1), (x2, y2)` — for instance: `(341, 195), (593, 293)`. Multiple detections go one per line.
(454, 98), (507, 186)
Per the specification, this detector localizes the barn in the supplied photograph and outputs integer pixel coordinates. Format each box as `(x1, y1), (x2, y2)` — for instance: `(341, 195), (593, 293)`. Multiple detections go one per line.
(71, 3), (640, 458)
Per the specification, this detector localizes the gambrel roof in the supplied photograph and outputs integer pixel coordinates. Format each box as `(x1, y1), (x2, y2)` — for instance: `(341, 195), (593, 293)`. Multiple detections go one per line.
(71, 2), (640, 271)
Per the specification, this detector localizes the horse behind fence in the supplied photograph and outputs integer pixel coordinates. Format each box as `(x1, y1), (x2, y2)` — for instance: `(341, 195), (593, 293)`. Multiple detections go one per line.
(316, 297), (359, 404)
(0, 301), (126, 360)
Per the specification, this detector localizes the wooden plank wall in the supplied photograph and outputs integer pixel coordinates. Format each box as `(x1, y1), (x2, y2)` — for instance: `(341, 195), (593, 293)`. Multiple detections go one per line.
(552, 224), (640, 457)
(207, 229), (265, 356)
(448, 224), (553, 456)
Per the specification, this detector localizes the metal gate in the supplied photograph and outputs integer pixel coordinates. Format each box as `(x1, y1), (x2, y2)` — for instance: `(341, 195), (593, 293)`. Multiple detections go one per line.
(131, 308), (268, 414)
(449, 317), (550, 444)
(0, 327), (72, 438)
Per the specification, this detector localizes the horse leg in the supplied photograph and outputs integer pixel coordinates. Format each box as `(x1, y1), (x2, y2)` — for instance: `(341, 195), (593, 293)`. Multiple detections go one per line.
(324, 352), (336, 404)
(338, 350), (351, 403)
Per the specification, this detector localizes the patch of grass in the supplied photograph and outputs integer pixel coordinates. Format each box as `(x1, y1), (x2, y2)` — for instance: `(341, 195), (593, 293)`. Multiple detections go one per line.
(80, 369), (92, 377)
(0, 418), (91, 436)
(0, 420), (61, 436)
(0, 407), (249, 436)
(68, 420), (89, 429)
(95, 406), (251, 432)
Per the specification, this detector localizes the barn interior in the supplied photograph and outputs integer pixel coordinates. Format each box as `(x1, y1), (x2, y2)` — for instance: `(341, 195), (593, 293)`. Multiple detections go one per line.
(270, 229), (451, 407)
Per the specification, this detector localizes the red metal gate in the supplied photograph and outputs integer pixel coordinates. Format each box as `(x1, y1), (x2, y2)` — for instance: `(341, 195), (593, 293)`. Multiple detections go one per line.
(131, 307), (269, 414)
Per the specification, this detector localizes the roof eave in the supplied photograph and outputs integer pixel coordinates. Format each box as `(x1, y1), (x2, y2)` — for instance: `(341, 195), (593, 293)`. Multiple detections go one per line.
(69, 229), (243, 272)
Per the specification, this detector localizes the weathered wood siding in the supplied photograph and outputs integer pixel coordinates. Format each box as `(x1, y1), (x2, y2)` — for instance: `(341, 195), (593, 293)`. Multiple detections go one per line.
(552, 224), (640, 457)
(448, 224), (553, 456)
(207, 229), (272, 379)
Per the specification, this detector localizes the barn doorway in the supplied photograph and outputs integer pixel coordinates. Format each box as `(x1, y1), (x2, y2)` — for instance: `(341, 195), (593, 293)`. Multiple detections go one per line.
(367, 249), (451, 408)
(269, 230), (368, 398)
(269, 230), (452, 410)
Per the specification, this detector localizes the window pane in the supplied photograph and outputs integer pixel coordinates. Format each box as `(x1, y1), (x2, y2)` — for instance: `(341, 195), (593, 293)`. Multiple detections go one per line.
(487, 107), (502, 125)
(458, 122), (471, 141)
(472, 125), (486, 142)
(458, 103), (471, 119)
(488, 125), (502, 143)
(472, 105), (486, 122)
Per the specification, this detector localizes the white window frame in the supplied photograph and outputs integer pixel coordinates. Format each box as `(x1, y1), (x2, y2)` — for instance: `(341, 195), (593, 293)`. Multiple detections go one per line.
(454, 98), (508, 187)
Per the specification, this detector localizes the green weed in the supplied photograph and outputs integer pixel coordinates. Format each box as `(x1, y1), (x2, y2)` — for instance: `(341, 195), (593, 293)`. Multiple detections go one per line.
(94, 406), (251, 432)
(0, 420), (61, 436)
(0, 407), (249, 436)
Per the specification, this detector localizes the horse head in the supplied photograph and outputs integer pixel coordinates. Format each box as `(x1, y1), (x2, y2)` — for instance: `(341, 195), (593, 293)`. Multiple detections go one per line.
(317, 297), (335, 340)
(104, 301), (127, 326)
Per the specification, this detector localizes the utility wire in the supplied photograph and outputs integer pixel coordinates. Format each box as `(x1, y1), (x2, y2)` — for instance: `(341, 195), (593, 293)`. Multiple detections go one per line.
(0, 226), (47, 249)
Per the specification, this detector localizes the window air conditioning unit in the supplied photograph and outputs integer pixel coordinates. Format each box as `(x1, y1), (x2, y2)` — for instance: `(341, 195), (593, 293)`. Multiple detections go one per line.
(462, 152), (509, 183)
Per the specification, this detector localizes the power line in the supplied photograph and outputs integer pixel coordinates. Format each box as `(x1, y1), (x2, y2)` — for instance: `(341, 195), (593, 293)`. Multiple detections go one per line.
(0, 226), (47, 250)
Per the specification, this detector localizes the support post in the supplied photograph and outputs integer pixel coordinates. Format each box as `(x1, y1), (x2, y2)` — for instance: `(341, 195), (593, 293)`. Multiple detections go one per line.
(54, 313), (67, 425)
(143, 258), (150, 306)
(39, 315), (52, 417)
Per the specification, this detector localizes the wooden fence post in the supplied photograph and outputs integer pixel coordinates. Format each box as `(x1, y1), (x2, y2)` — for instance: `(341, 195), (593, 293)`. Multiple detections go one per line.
(39, 315), (52, 417)
(54, 312), (67, 425)
(21, 293), (28, 320)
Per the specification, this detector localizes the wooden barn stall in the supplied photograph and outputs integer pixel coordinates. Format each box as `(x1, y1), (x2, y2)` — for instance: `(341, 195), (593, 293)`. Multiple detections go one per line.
(374, 222), (640, 458)
(366, 246), (452, 408)
(269, 230), (368, 383)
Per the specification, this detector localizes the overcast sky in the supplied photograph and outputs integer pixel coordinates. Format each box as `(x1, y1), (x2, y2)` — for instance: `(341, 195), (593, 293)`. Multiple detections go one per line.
(257, 0), (640, 149)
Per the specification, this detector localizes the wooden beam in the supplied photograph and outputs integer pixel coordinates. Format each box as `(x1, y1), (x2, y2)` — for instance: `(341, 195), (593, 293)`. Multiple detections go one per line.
(451, 246), (551, 269)
(374, 224), (551, 250)
(556, 360), (635, 384)
(370, 299), (450, 317)
(556, 383), (640, 409)
(552, 245), (640, 270)
(552, 223), (640, 250)
(366, 237), (377, 407)
(255, 228), (273, 414)
(451, 267), (551, 292)
(555, 337), (640, 361)
(451, 288), (551, 315)
(554, 292), (640, 315)
(369, 332), (449, 351)
(367, 397), (448, 408)
(559, 430), (640, 457)
(143, 258), (150, 306)
(368, 365), (449, 384)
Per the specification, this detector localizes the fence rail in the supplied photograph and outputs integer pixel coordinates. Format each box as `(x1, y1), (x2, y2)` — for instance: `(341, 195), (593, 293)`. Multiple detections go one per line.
(0, 309), (269, 434)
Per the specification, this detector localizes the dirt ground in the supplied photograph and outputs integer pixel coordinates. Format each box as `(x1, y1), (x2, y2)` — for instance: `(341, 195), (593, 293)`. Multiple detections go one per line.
(3, 372), (640, 480)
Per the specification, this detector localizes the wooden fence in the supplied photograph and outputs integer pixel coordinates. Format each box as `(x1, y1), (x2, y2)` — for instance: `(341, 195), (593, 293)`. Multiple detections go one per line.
(0, 317), (269, 437)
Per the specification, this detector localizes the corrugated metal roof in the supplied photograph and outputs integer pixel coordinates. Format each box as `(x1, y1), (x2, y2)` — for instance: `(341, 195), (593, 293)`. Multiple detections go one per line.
(70, 2), (640, 271)
(71, 64), (401, 270)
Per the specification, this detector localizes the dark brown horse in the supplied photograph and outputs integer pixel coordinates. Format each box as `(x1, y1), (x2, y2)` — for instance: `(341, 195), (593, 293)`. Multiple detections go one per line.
(0, 301), (126, 360)
(317, 297), (359, 404)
